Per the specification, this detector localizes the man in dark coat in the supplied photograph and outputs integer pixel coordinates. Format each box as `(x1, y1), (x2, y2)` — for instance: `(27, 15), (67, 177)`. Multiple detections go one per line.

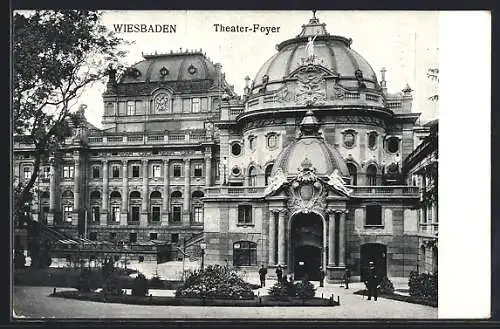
(276, 265), (283, 284)
(343, 267), (350, 289)
(319, 267), (326, 287)
(258, 264), (268, 287)
(365, 261), (378, 301)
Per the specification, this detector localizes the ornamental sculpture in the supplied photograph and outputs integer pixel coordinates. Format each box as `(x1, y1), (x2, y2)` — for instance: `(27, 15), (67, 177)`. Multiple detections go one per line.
(295, 71), (327, 106)
(264, 168), (288, 196)
(325, 169), (352, 196)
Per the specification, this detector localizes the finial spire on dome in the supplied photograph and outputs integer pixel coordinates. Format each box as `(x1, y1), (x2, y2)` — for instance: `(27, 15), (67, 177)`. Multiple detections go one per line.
(299, 109), (321, 137)
(299, 11), (328, 38)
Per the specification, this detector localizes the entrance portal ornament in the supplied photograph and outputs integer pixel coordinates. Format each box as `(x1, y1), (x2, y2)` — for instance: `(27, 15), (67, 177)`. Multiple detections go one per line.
(287, 157), (327, 215)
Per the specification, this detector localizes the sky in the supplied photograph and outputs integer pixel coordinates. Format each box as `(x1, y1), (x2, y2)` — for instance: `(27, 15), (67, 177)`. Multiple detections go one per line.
(75, 10), (439, 128)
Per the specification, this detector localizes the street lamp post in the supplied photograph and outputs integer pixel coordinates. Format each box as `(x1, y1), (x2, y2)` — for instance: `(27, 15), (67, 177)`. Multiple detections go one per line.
(200, 242), (207, 270)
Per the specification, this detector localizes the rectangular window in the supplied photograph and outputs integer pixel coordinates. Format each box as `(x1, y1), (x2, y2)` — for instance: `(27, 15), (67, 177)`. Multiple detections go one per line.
(129, 232), (137, 243)
(23, 167), (33, 179)
(42, 206), (49, 223)
(366, 205), (382, 226)
(131, 206), (140, 222)
(109, 232), (117, 241)
(132, 165), (140, 178)
(64, 205), (73, 222)
(233, 241), (257, 266)
(193, 206), (203, 223)
(112, 206), (120, 222)
(182, 99), (191, 112)
(215, 160), (220, 179)
(192, 97), (200, 113)
(152, 206), (161, 222)
(92, 166), (100, 179)
(152, 165), (161, 178)
(201, 97), (208, 112)
(89, 232), (97, 241)
(63, 165), (74, 179)
(150, 232), (158, 240)
(194, 163), (202, 177)
(127, 101), (136, 115)
(171, 233), (179, 243)
(91, 206), (100, 222)
(238, 205), (252, 224)
(172, 206), (182, 222)
(43, 167), (50, 179)
(173, 165), (181, 177)
(112, 166), (120, 178)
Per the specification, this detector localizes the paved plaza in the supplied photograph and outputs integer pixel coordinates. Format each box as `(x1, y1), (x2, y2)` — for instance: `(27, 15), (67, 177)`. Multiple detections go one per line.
(13, 280), (437, 319)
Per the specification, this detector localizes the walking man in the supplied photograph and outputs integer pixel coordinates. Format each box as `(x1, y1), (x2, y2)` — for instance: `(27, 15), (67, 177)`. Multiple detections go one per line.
(259, 264), (268, 288)
(365, 261), (378, 301)
(276, 265), (283, 284)
(319, 267), (325, 287)
(343, 266), (350, 289)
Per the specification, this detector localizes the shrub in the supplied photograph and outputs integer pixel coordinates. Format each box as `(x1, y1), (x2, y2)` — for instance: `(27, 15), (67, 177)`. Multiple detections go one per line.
(268, 283), (289, 301)
(378, 276), (395, 294)
(101, 272), (123, 296)
(408, 270), (438, 301)
(149, 275), (164, 289)
(131, 273), (149, 297)
(14, 251), (26, 269)
(76, 268), (93, 293)
(175, 265), (255, 300)
(294, 280), (316, 301)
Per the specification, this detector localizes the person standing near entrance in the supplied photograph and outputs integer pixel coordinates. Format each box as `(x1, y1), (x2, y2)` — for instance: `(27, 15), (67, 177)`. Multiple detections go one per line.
(276, 265), (283, 284)
(259, 264), (267, 288)
(343, 266), (350, 289)
(365, 261), (378, 301)
(319, 267), (325, 287)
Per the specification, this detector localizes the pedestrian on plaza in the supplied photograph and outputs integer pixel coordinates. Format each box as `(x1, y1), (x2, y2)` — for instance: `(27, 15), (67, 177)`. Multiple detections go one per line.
(343, 266), (350, 289)
(319, 267), (325, 287)
(276, 265), (283, 284)
(365, 261), (378, 301)
(258, 264), (268, 288)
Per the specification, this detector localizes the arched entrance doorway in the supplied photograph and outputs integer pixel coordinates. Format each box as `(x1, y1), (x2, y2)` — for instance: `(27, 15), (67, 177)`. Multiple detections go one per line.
(290, 212), (323, 281)
(360, 243), (387, 281)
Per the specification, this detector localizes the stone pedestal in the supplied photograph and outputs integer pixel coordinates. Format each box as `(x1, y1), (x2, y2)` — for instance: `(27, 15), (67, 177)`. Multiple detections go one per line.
(71, 212), (79, 227)
(326, 265), (347, 282)
(161, 213), (169, 226)
(47, 213), (55, 226)
(100, 211), (108, 226)
(140, 212), (148, 227)
(120, 212), (128, 226)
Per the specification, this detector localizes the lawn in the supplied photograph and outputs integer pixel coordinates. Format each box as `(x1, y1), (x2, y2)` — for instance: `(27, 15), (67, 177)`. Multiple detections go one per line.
(353, 289), (437, 307)
(50, 290), (338, 307)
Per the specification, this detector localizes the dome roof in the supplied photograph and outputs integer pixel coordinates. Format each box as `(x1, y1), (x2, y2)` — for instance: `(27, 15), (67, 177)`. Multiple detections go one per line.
(119, 51), (218, 84)
(253, 15), (377, 90)
(272, 110), (349, 177)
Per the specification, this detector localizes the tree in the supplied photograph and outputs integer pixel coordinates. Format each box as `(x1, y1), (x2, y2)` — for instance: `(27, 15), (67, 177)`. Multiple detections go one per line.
(427, 68), (439, 102)
(13, 10), (128, 221)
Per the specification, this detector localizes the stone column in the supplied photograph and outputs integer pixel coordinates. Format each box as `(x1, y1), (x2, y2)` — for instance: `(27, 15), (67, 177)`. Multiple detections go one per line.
(277, 210), (286, 266)
(328, 212), (335, 266)
(100, 160), (109, 226)
(121, 160), (128, 226)
(205, 155), (212, 187)
(323, 216), (327, 270)
(47, 156), (57, 225)
(339, 211), (346, 266)
(72, 152), (80, 226)
(183, 158), (191, 224)
(268, 211), (276, 266)
(140, 159), (149, 226)
(162, 159), (170, 225)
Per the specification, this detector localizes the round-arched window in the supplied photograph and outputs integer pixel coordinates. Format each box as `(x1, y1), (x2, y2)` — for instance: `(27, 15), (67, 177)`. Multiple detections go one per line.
(231, 143), (242, 156)
(150, 191), (162, 199)
(248, 136), (256, 151)
(192, 190), (204, 198)
(368, 132), (378, 150)
(347, 163), (357, 186)
(171, 191), (182, 198)
(387, 137), (400, 153)
(264, 164), (274, 186)
(110, 191), (121, 199)
(248, 166), (257, 186)
(367, 164), (377, 186)
(90, 191), (101, 199)
(130, 191), (141, 199)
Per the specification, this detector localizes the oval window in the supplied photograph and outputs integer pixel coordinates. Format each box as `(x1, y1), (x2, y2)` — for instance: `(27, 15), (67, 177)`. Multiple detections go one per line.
(387, 137), (399, 153)
(231, 143), (242, 156)
(232, 167), (241, 176)
(343, 133), (355, 148)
